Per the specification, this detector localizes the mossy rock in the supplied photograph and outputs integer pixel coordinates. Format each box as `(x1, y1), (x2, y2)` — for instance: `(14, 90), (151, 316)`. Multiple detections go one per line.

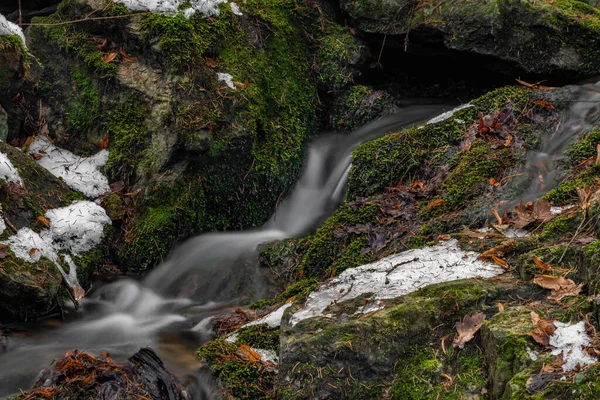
(277, 279), (537, 399)
(341, 0), (600, 78)
(329, 85), (396, 131)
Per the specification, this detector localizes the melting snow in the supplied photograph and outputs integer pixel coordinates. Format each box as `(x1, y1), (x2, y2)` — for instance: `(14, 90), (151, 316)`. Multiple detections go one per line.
(29, 136), (110, 198)
(0, 152), (23, 185)
(2, 201), (112, 301)
(246, 303), (292, 328)
(253, 348), (278, 364)
(217, 72), (236, 90)
(550, 321), (597, 372)
(427, 104), (473, 125)
(115, 0), (242, 18)
(289, 239), (504, 326)
(0, 13), (26, 47)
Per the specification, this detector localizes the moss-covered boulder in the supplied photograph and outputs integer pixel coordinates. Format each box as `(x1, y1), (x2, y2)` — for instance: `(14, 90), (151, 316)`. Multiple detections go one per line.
(20, 0), (330, 273)
(340, 0), (600, 78)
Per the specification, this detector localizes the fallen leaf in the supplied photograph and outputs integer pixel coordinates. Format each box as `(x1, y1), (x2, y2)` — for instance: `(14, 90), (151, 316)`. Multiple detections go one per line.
(531, 311), (540, 326)
(533, 275), (584, 302)
(28, 248), (39, 257)
(492, 255), (509, 268)
(100, 133), (109, 149)
(119, 48), (135, 62)
(437, 234), (451, 241)
(533, 100), (555, 110)
(234, 80), (249, 89)
(497, 302), (505, 312)
(515, 79), (556, 91)
(36, 215), (51, 229)
(453, 312), (486, 349)
(30, 153), (43, 160)
(426, 198), (444, 211)
(236, 344), (262, 362)
(103, 52), (118, 63)
(479, 239), (516, 260)
(411, 180), (424, 191)
(532, 256), (552, 272)
(205, 57), (217, 68)
(529, 327), (553, 346)
(490, 178), (500, 187)
(548, 283), (584, 302)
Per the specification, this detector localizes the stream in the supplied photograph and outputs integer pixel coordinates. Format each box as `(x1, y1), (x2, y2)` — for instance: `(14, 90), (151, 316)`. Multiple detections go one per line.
(0, 105), (449, 398)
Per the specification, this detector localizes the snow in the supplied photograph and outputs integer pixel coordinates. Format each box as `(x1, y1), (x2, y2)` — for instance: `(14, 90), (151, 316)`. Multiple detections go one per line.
(550, 321), (597, 372)
(0, 13), (26, 47)
(29, 136), (110, 198)
(289, 239), (504, 326)
(2, 201), (111, 301)
(217, 72), (236, 90)
(246, 303), (292, 328)
(0, 152), (23, 185)
(114, 0), (242, 17)
(253, 348), (278, 364)
(427, 104), (473, 125)
(41, 201), (112, 254)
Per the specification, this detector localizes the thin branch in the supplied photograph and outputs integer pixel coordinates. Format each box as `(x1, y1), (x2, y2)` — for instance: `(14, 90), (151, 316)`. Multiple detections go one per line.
(21, 12), (150, 27)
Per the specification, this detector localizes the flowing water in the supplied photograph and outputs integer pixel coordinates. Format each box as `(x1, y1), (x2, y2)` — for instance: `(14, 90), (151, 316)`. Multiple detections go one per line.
(1, 82), (599, 397)
(0, 105), (448, 398)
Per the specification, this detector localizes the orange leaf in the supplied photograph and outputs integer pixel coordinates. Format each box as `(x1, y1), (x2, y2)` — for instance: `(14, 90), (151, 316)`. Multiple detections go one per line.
(489, 178), (500, 187)
(411, 180), (424, 191)
(479, 239), (516, 260)
(100, 133), (109, 149)
(533, 100), (555, 110)
(497, 302), (505, 312)
(532, 256), (551, 272)
(236, 344), (262, 362)
(83, 369), (96, 387)
(28, 248), (39, 257)
(426, 198), (444, 211)
(119, 48), (135, 62)
(491, 255), (509, 268)
(437, 234), (451, 241)
(205, 57), (217, 68)
(103, 52), (118, 63)
(36, 215), (51, 229)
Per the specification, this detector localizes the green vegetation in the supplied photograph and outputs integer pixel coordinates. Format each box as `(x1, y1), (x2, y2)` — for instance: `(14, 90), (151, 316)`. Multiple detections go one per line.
(235, 325), (280, 352)
(66, 69), (100, 134)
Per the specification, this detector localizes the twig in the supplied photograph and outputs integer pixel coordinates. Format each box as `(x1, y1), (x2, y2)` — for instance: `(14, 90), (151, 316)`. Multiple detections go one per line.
(22, 12), (150, 27)
(18, 0), (23, 27)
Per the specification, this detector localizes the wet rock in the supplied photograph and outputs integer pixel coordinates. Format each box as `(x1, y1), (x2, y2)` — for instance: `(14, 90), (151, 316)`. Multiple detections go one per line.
(16, 347), (185, 400)
(340, 0), (600, 78)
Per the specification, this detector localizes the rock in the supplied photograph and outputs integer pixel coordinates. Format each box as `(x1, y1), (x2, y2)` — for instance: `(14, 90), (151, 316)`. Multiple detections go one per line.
(329, 85), (396, 131)
(0, 105), (7, 142)
(340, 0), (600, 78)
(15, 347), (185, 399)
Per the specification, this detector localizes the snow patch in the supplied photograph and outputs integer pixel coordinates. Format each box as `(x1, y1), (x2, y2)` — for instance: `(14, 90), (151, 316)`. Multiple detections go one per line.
(246, 303), (292, 328)
(253, 348), (278, 364)
(427, 104), (473, 125)
(0, 152), (23, 185)
(289, 239), (504, 326)
(2, 201), (112, 301)
(42, 201), (112, 254)
(527, 348), (539, 361)
(217, 72), (236, 90)
(115, 0), (242, 17)
(550, 321), (597, 372)
(29, 136), (110, 198)
(224, 332), (238, 343)
(0, 13), (26, 47)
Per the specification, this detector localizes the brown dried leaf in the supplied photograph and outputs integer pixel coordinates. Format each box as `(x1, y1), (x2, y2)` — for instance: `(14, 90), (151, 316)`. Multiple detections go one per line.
(515, 79), (556, 91)
(492, 209), (503, 225)
(533, 100), (555, 110)
(529, 327), (552, 346)
(490, 178), (500, 187)
(491, 255), (509, 269)
(453, 312), (486, 349)
(36, 215), (51, 229)
(479, 239), (516, 260)
(548, 283), (584, 302)
(531, 311), (540, 326)
(205, 57), (217, 68)
(497, 302), (505, 312)
(236, 344), (262, 362)
(119, 48), (135, 62)
(103, 52), (118, 63)
(533, 275), (576, 291)
(82, 369), (96, 387)
(437, 234), (451, 241)
(30, 153), (43, 160)
(532, 256), (552, 272)
(28, 248), (39, 257)
(234, 80), (249, 89)
(426, 198), (444, 211)
(100, 133), (109, 149)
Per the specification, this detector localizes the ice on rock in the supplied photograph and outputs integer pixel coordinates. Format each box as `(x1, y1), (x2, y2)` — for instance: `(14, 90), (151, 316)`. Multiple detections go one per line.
(217, 72), (236, 90)
(0, 153), (23, 185)
(0, 13), (26, 47)
(290, 239), (504, 326)
(115, 0), (242, 17)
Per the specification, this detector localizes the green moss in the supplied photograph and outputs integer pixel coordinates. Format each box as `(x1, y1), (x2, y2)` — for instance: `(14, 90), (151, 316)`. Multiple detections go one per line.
(251, 277), (317, 309)
(104, 102), (149, 179)
(235, 325), (280, 352)
(197, 339), (276, 399)
(330, 85), (394, 131)
(66, 69), (100, 134)
(314, 25), (363, 91)
(119, 176), (205, 273)
(440, 140), (514, 212)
